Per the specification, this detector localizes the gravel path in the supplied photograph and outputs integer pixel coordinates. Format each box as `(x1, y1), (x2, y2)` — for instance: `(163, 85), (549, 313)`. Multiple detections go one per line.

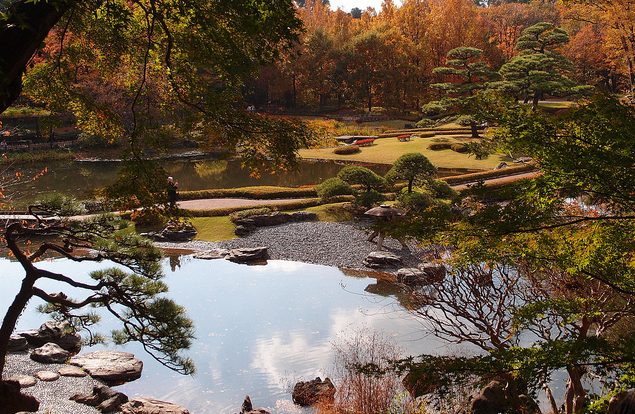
(3, 352), (100, 414)
(159, 220), (428, 270)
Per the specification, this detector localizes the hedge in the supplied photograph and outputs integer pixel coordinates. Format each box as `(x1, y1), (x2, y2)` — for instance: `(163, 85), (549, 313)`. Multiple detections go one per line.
(428, 143), (452, 151)
(179, 185), (317, 201)
(442, 163), (537, 186)
(185, 196), (355, 217)
(450, 143), (469, 153)
(334, 145), (361, 155)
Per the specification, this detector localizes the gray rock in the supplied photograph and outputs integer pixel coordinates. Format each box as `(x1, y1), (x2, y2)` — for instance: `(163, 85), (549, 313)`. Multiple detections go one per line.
(58, 365), (88, 377)
(8, 334), (28, 352)
(494, 162), (508, 170)
(71, 384), (129, 412)
(227, 247), (268, 263)
(363, 251), (402, 269)
(193, 249), (230, 260)
(6, 374), (37, 388)
(120, 397), (190, 414)
(239, 395), (270, 414)
(396, 268), (426, 286)
(234, 225), (252, 236)
(418, 262), (446, 284)
(30, 342), (70, 364)
(35, 370), (60, 381)
(292, 377), (336, 407)
(70, 350), (143, 383)
(19, 320), (81, 351)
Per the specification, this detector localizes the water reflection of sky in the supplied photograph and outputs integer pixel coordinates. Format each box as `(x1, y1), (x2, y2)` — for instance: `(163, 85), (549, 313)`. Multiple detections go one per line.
(0, 257), (450, 413)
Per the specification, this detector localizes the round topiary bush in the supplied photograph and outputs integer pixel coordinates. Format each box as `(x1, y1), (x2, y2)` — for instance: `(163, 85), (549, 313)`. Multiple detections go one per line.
(316, 178), (354, 200)
(415, 118), (435, 128)
(334, 145), (361, 155)
(355, 189), (384, 208)
(451, 143), (469, 153)
(428, 143), (452, 151)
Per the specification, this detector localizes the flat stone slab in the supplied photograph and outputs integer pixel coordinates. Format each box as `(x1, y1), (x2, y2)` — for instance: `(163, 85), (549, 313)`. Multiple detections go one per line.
(70, 351), (143, 383)
(194, 249), (230, 260)
(58, 365), (88, 377)
(363, 251), (402, 269)
(30, 342), (70, 364)
(227, 247), (268, 263)
(6, 374), (37, 388)
(35, 370), (60, 382)
(120, 397), (190, 414)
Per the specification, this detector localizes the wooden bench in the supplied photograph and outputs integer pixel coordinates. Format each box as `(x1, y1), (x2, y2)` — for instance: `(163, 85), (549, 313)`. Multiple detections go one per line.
(353, 138), (376, 147)
(397, 134), (411, 142)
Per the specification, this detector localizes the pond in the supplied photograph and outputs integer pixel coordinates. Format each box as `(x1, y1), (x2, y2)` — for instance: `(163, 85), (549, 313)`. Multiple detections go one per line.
(0, 255), (451, 413)
(9, 158), (391, 206)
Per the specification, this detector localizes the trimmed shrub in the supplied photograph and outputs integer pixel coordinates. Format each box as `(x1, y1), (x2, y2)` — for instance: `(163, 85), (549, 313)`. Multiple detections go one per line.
(451, 143), (469, 153)
(334, 145), (361, 155)
(354, 189), (384, 208)
(338, 166), (385, 192)
(415, 118), (435, 128)
(442, 163), (536, 186)
(427, 179), (458, 200)
(456, 115), (475, 126)
(229, 207), (273, 223)
(397, 190), (435, 212)
(130, 207), (168, 227)
(316, 178), (354, 200)
(428, 143), (452, 151)
(179, 186), (317, 201)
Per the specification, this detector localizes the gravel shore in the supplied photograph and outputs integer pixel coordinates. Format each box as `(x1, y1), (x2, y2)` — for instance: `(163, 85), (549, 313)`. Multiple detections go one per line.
(3, 352), (100, 414)
(159, 220), (428, 270)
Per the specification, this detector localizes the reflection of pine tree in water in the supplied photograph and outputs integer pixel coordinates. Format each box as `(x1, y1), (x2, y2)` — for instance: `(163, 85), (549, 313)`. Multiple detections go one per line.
(169, 255), (181, 272)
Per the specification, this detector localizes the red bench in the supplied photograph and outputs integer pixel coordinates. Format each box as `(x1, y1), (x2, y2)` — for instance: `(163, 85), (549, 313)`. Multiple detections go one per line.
(353, 138), (376, 146)
(397, 134), (411, 142)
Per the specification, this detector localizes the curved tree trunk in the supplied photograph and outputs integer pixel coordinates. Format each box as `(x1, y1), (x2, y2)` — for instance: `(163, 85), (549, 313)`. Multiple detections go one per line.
(0, 0), (71, 112)
(0, 274), (35, 375)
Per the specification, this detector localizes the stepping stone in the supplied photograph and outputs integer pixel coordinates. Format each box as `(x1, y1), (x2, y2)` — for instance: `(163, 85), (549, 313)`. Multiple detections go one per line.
(226, 247), (268, 263)
(6, 375), (37, 388)
(35, 370), (60, 382)
(363, 251), (402, 269)
(58, 365), (87, 377)
(194, 249), (230, 260)
(30, 343), (70, 364)
(120, 398), (190, 414)
(70, 351), (143, 383)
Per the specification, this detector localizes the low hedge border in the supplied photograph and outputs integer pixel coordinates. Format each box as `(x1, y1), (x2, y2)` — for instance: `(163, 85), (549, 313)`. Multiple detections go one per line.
(442, 163), (536, 186)
(184, 196), (355, 217)
(179, 185), (317, 201)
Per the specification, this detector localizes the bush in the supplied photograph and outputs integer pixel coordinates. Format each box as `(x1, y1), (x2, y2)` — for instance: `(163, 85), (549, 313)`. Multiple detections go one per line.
(354, 189), (384, 208)
(130, 207), (168, 227)
(338, 166), (385, 192)
(455, 115), (475, 126)
(36, 193), (87, 216)
(428, 143), (452, 151)
(229, 207), (272, 222)
(451, 143), (469, 153)
(427, 179), (458, 200)
(415, 118), (436, 128)
(334, 145), (361, 155)
(397, 190), (435, 212)
(316, 178), (354, 200)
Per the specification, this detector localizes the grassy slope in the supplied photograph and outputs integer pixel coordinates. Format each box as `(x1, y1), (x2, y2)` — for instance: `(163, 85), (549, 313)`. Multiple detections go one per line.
(190, 216), (237, 241)
(299, 136), (509, 169)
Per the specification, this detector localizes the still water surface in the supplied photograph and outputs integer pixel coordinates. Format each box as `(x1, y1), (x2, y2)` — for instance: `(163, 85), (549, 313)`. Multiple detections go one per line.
(0, 256), (450, 413)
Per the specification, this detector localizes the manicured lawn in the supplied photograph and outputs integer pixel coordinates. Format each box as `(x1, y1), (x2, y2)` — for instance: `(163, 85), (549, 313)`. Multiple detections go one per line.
(190, 216), (236, 241)
(304, 202), (354, 222)
(299, 135), (510, 169)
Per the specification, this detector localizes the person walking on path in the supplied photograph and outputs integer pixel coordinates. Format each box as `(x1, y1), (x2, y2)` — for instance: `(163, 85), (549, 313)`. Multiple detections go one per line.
(167, 176), (179, 208)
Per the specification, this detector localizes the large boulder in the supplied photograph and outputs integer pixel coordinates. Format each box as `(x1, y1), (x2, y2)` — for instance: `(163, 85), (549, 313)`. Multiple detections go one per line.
(470, 379), (540, 414)
(292, 377), (336, 407)
(396, 268), (426, 286)
(71, 384), (129, 413)
(363, 251), (402, 269)
(193, 249), (230, 260)
(8, 334), (28, 352)
(0, 380), (40, 413)
(609, 389), (635, 414)
(418, 262), (446, 284)
(120, 398), (190, 414)
(70, 351), (143, 384)
(30, 343), (70, 364)
(19, 320), (81, 352)
(227, 247), (268, 263)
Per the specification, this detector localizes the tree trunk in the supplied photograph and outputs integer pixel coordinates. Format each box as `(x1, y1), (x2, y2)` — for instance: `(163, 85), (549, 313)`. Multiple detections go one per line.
(0, 274), (36, 375)
(367, 84), (372, 113)
(0, 0), (72, 112)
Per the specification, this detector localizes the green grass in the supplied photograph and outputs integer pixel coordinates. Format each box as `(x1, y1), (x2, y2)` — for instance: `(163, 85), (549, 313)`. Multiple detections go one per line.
(538, 101), (574, 109)
(303, 202), (354, 222)
(190, 216), (237, 241)
(0, 150), (75, 165)
(299, 135), (509, 169)
(2, 106), (52, 118)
